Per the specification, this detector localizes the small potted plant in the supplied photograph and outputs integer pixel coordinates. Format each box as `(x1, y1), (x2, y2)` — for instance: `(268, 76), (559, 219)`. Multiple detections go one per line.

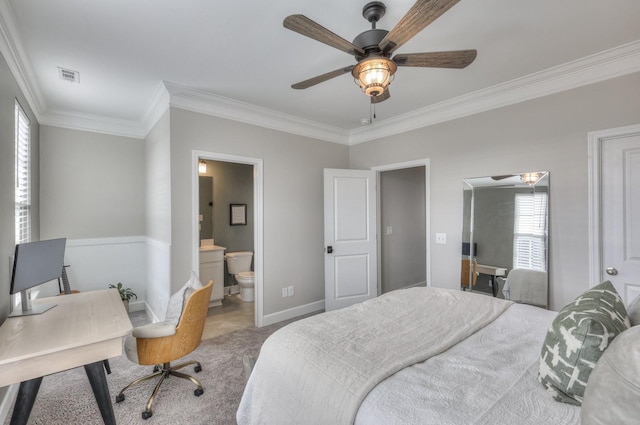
(109, 282), (137, 312)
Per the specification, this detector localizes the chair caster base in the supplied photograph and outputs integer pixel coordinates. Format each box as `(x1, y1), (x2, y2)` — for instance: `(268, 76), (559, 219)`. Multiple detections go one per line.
(142, 410), (153, 420)
(194, 388), (203, 397)
(115, 394), (125, 403)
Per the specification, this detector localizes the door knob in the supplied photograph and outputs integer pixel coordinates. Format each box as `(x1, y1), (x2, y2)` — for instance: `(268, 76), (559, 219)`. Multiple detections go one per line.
(605, 267), (618, 276)
(327, 246), (333, 254)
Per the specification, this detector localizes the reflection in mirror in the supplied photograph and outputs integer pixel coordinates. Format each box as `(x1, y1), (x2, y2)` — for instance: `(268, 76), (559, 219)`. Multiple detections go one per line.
(461, 172), (549, 308)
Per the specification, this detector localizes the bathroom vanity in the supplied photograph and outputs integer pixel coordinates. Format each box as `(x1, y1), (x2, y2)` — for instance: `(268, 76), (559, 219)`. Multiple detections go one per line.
(200, 245), (226, 307)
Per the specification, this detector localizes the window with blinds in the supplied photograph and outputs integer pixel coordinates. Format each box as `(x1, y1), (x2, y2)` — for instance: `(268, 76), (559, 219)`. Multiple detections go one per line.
(15, 100), (31, 244)
(513, 192), (548, 271)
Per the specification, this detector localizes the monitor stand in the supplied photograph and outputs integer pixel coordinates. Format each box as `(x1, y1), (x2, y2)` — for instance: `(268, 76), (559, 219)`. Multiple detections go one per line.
(8, 289), (56, 317)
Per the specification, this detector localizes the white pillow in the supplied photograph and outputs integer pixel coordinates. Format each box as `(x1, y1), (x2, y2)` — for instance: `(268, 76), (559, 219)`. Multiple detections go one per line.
(164, 271), (203, 324)
(628, 295), (640, 326)
(581, 326), (640, 425)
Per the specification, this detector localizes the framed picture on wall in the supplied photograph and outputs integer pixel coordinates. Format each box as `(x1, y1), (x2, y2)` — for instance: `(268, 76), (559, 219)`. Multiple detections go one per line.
(230, 204), (247, 225)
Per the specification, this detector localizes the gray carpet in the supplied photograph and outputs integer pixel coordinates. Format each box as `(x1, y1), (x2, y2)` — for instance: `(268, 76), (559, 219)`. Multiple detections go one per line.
(4, 312), (297, 425)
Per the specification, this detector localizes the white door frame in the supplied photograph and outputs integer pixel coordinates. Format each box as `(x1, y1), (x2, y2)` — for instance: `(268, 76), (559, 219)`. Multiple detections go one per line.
(191, 150), (264, 327)
(372, 159), (432, 292)
(587, 123), (640, 289)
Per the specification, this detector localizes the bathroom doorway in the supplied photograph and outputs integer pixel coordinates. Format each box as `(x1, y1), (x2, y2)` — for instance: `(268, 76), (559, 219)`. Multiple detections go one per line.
(192, 151), (264, 332)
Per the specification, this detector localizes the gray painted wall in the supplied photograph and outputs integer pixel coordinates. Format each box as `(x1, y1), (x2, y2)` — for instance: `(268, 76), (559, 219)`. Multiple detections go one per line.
(145, 110), (171, 243)
(169, 108), (350, 315)
(202, 160), (254, 254)
(380, 166), (426, 293)
(19, 68), (640, 319)
(349, 72), (640, 311)
(39, 126), (145, 240)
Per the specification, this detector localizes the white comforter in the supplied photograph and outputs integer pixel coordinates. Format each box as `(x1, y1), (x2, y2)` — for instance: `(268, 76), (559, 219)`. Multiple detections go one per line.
(237, 287), (512, 425)
(356, 303), (581, 425)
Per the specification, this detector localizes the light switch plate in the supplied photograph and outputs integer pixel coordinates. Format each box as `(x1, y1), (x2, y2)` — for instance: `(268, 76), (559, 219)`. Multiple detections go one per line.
(435, 233), (447, 244)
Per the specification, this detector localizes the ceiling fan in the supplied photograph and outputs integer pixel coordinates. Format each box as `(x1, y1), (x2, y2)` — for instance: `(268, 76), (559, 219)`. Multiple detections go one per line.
(283, 0), (477, 105)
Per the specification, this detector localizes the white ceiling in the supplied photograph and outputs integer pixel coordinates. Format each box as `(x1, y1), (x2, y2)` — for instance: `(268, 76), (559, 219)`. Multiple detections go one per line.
(2, 0), (640, 142)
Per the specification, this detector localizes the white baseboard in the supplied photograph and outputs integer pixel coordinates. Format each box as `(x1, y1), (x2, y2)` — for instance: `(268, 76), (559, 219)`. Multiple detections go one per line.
(144, 301), (161, 323)
(128, 300), (145, 312)
(261, 299), (324, 327)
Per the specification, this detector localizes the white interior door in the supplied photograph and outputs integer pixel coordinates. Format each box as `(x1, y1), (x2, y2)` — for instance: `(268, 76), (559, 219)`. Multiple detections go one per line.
(600, 131), (640, 304)
(324, 169), (377, 311)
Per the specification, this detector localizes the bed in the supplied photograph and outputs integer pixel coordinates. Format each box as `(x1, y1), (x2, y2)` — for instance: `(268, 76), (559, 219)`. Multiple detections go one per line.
(237, 285), (638, 425)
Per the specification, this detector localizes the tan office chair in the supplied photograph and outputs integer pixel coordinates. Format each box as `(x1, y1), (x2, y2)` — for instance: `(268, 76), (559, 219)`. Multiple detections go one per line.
(116, 279), (214, 420)
(461, 258), (478, 289)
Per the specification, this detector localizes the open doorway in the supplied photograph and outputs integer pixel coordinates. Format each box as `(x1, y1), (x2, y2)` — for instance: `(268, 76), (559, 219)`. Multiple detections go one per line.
(374, 160), (430, 294)
(192, 151), (264, 331)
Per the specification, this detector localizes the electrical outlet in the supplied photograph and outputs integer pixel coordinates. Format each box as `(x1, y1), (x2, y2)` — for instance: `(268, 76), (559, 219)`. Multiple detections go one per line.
(435, 233), (447, 244)
(287, 286), (294, 297)
(282, 287), (288, 298)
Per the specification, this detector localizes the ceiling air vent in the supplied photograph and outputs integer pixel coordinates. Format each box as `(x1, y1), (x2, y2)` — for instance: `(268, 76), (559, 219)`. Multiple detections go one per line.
(57, 67), (79, 83)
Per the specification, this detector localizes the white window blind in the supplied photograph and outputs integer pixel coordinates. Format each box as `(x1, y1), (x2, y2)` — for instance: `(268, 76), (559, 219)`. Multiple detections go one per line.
(513, 192), (547, 271)
(15, 100), (31, 244)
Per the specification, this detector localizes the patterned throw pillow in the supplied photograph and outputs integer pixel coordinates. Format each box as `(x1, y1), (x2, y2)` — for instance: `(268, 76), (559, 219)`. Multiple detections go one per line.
(538, 281), (630, 405)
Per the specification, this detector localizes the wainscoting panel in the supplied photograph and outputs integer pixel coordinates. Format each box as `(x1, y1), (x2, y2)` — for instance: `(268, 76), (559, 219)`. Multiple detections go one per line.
(56, 237), (147, 312)
(145, 237), (171, 321)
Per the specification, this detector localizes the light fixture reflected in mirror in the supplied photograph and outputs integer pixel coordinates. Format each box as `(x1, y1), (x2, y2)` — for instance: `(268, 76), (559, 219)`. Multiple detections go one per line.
(521, 172), (542, 185)
(198, 160), (207, 175)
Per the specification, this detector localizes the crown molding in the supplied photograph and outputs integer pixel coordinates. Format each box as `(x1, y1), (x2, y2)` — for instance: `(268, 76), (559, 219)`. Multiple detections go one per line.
(0, 0), (44, 118)
(349, 40), (640, 145)
(39, 83), (170, 139)
(39, 109), (147, 139)
(164, 82), (350, 145)
(141, 81), (171, 135)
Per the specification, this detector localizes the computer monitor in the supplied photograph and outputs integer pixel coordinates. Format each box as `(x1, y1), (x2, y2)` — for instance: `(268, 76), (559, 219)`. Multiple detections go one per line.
(9, 237), (67, 317)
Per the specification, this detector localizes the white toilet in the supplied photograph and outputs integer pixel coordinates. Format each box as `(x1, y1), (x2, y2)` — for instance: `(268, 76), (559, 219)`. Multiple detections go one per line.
(225, 251), (254, 302)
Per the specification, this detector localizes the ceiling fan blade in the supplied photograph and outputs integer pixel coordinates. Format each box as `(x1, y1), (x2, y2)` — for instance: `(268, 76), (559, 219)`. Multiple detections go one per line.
(291, 66), (355, 90)
(379, 0), (461, 54)
(284, 15), (365, 57)
(371, 88), (390, 104)
(393, 50), (477, 68)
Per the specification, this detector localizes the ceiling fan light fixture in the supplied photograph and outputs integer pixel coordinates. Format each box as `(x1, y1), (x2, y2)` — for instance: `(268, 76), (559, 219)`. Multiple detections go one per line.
(352, 57), (396, 97)
(521, 172), (542, 185)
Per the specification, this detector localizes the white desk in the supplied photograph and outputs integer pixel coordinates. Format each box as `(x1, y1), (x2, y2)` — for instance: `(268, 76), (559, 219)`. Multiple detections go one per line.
(476, 264), (507, 277)
(476, 264), (507, 297)
(0, 289), (132, 424)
